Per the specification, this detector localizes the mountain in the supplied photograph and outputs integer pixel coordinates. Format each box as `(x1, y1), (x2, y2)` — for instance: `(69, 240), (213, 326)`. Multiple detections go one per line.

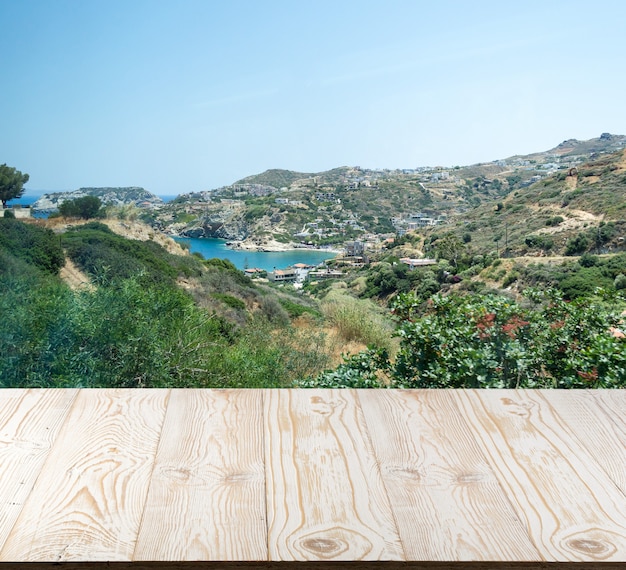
(33, 187), (163, 212)
(143, 134), (626, 254)
(234, 167), (357, 189)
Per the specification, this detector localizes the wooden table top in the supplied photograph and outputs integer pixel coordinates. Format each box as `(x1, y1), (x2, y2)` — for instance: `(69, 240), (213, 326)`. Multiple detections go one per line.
(0, 389), (624, 568)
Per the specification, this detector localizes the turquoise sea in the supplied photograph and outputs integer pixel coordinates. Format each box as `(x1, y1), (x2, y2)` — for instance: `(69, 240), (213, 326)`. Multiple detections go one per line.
(173, 237), (335, 272)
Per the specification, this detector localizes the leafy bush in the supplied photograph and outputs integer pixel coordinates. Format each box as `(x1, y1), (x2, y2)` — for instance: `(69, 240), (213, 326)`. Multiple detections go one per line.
(545, 215), (564, 226)
(579, 253), (599, 267)
(525, 235), (554, 251)
(300, 349), (390, 388)
(59, 196), (104, 219)
(306, 290), (626, 389)
(565, 233), (590, 255)
(0, 219), (65, 275)
(615, 273), (626, 290)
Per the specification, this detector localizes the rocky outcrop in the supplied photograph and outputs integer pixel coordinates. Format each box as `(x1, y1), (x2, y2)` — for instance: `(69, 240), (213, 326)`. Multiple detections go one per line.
(178, 220), (248, 241)
(33, 187), (163, 212)
(181, 227), (206, 238)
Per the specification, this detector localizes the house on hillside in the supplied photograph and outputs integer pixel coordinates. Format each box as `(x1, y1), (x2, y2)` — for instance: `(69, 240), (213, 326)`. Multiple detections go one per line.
(400, 257), (437, 269)
(307, 268), (344, 280)
(268, 268), (297, 282)
(345, 240), (365, 256)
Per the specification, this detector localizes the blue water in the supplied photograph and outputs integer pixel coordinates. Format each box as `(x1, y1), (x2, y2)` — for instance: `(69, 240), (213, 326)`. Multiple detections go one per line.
(9, 194), (39, 206)
(158, 194), (178, 203)
(174, 237), (335, 272)
(10, 192), (178, 206)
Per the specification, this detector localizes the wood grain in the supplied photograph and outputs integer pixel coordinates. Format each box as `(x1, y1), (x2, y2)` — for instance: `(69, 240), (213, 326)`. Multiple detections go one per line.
(542, 389), (626, 494)
(0, 389), (168, 562)
(133, 389), (266, 561)
(358, 389), (540, 561)
(454, 389), (626, 562)
(0, 389), (78, 551)
(264, 389), (404, 561)
(1, 388), (625, 568)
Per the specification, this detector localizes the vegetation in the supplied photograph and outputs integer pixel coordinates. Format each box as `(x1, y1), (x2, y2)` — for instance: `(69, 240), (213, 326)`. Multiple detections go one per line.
(0, 218), (65, 275)
(62, 222), (203, 285)
(320, 288), (395, 351)
(311, 290), (626, 388)
(5, 139), (626, 390)
(58, 196), (104, 219)
(0, 218), (332, 388)
(0, 163), (29, 208)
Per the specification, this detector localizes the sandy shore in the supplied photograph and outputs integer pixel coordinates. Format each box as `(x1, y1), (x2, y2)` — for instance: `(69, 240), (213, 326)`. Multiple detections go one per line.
(227, 238), (342, 254)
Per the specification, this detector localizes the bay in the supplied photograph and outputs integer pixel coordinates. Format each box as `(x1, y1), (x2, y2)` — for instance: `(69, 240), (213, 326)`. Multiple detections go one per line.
(173, 237), (336, 272)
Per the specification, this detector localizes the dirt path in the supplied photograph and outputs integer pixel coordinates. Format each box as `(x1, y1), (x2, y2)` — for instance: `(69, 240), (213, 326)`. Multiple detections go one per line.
(60, 258), (94, 291)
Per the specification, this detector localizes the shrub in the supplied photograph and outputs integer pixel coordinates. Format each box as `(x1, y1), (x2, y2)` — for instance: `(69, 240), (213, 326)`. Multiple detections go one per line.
(565, 233), (590, 255)
(579, 253), (598, 268)
(614, 273), (626, 290)
(305, 290), (626, 389)
(320, 289), (394, 350)
(212, 293), (246, 310)
(0, 218), (65, 275)
(259, 295), (290, 325)
(59, 196), (104, 219)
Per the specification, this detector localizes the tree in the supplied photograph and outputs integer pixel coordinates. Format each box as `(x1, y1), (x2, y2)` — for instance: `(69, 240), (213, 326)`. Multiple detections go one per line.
(59, 196), (103, 219)
(434, 234), (465, 269)
(0, 164), (29, 208)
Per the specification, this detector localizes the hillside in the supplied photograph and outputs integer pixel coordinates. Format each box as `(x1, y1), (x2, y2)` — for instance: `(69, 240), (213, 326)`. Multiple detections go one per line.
(0, 216), (346, 389)
(143, 133), (626, 253)
(431, 148), (626, 259)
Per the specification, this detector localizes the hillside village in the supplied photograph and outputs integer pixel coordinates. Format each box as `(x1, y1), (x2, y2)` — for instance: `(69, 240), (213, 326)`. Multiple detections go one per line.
(4, 133), (626, 390)
(18, 133), (626, 275)
(138, 133), (626, 257)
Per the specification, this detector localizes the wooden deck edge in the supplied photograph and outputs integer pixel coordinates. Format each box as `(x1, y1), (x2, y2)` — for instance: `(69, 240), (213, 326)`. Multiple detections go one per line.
(1, 562), (625, 569)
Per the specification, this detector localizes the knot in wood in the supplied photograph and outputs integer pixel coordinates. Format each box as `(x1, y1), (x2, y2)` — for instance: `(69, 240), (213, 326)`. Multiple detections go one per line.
(566, 538), (614, 558)
(301, 537), (345, 555)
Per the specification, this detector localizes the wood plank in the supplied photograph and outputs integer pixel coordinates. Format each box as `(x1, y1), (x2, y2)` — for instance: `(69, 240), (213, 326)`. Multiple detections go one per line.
(542, 390), (626, 494)
(593, 388), (626, 415)
(265, 389), (404, 561)
(133, 389), (266, 561)
(0, 389), (78, 551)
(358, 389), (540, 561)
(454, 389), (626, 562)
(0, 389), (168, 562)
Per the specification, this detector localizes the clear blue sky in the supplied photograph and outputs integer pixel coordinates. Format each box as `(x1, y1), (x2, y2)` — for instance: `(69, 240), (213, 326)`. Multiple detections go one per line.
(2, 0), (626, 196)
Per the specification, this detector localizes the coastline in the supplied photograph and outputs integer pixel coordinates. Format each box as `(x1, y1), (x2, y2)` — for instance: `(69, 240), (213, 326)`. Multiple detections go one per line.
(225, 238), (342, 254)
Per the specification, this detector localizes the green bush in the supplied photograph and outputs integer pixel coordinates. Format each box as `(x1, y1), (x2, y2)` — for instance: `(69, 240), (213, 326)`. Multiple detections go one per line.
(0, 219), (65, 275)
(59, 196), (104, 219)
(545, 215), (564, 226)
(565, 233), (589, 255)
(306, 290), (626, 389)
(212, 293), (246, 310)
(614, 273), (626, 290)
